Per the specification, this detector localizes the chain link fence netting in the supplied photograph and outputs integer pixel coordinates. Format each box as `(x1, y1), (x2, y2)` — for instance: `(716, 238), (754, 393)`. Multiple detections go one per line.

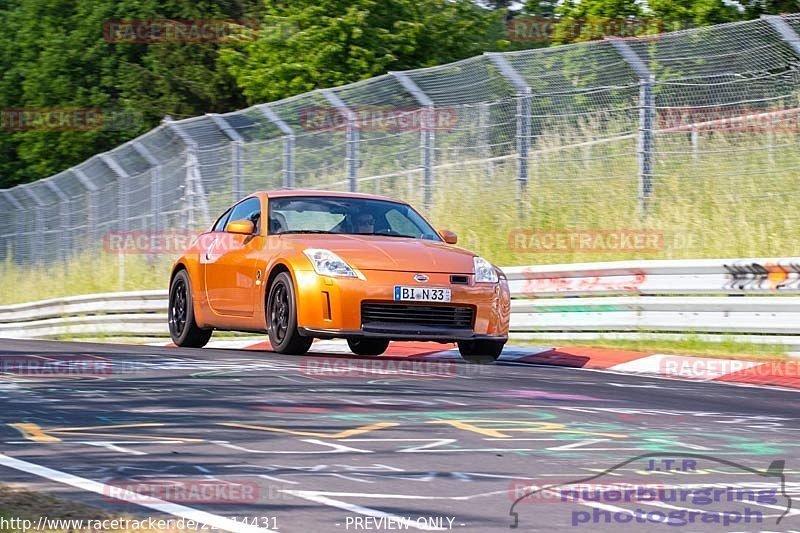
(1, 14), (799, 267)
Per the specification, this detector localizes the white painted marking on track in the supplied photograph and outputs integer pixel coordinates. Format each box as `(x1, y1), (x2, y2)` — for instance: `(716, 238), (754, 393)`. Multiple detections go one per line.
(281, 490), (446, 531)
(0, 453), (274, 533)
(546, 365), (800, 393)
(211, 439), (373, 454)
(80, 441), (148, 455)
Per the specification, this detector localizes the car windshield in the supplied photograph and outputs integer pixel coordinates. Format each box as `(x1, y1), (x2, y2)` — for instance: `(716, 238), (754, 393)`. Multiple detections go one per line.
(268, 196), (441, 241)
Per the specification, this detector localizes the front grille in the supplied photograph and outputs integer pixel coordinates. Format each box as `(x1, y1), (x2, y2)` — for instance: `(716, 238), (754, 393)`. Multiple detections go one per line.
(450, 275), (470, 285)
(361, 303), (474, 329)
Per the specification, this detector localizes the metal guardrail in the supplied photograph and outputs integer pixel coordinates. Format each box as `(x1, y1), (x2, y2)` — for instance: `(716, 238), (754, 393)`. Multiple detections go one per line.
(0, 291), (168, 338)
(2, 258), (800, 343)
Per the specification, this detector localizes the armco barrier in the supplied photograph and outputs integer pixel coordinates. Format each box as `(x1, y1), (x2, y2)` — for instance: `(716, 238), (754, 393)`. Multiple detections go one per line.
(0, 290), (168, 338)
(2, 258), (800, 344)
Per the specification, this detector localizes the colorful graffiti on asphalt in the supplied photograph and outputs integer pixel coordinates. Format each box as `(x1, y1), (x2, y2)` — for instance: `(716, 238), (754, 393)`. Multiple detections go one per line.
(6, 407), (798, 458)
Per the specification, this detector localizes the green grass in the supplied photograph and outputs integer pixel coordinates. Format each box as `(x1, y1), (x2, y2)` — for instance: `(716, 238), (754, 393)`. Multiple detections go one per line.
(511, 334), (790, 361)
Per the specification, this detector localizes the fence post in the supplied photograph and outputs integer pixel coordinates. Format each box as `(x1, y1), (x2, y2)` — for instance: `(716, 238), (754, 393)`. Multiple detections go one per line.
(208, 113), (244, 202)
(43, 180), (71, 262)
(1, 191), (24, 263)
(100, 153), (131, 290)
(479, 102), (494, 181)
(256, 105), (295, 189)
(762, 15), (800, 169)
(71, 168), (99, 252)
(20, 186), (46, 263)
(165, 118), (211, 229)
(132, 142), (161, 232)
(486, 53), (531, 218)
(392, 71), (435, 210)
(610, 39), (655, 214)
(321, 89), (359, 192)
(761, 15), (800, 57)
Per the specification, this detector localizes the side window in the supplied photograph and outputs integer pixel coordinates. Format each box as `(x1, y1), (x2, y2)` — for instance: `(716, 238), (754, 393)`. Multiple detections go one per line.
(228, 197), (261, 234)
(212, 208), (232, 232)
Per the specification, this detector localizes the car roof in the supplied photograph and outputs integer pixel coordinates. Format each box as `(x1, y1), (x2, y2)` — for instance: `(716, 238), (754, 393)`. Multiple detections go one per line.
(251, 189), (408, 204)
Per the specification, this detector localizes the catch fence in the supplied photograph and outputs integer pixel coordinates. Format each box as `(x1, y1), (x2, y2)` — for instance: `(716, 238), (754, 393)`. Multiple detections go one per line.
(1, 14), (800, 265)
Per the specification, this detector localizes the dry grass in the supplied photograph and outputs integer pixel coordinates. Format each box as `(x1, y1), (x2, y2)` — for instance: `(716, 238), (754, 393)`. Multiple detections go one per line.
(0, 485), (107, 530)
(0, 485), (189, 532)
(1, 130), (798, 305)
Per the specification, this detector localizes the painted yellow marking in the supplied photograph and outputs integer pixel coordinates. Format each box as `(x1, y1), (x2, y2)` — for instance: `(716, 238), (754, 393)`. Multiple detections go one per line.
(427, 420), (628, 439)
(8, 422), (203, 443)
(217, 421), (398, 439)
(9, 423), (61, 443)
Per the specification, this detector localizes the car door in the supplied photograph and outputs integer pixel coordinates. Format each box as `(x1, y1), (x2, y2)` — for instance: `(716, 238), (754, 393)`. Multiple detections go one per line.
(203, 197), (263, 317)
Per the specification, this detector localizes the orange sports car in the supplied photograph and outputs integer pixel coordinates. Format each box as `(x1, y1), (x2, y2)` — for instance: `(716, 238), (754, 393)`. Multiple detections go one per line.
(168, 191), (510, 362)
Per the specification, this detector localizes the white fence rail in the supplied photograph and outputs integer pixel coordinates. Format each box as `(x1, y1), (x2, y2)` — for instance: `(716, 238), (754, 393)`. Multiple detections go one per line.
(2, 258), (800, 344)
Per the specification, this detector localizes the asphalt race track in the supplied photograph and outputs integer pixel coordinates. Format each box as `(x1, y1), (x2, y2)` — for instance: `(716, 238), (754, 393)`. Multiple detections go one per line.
(0, 338), (799, 532)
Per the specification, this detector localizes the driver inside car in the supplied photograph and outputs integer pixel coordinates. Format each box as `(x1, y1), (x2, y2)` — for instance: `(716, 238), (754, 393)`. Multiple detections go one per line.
(354, 212), (375, 234)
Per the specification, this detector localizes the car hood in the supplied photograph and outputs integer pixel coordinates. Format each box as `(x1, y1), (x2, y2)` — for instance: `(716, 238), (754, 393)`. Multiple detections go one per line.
(282, 234), (477, 273)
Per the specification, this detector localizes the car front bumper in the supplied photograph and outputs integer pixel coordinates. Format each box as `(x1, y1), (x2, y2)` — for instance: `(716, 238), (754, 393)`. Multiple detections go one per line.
(292, 268), (510, 341)
(298, 326), (507, 343)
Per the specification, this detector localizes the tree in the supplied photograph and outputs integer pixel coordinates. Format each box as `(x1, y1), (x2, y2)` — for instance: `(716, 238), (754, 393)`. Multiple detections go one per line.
(741, 0), (800, 18)
(0, 0), (258, 188)
(220, 0), (505, 104)
(523, 0), (559, 18)
(523, 0), (749, 42)
(647, 0), (743, 30)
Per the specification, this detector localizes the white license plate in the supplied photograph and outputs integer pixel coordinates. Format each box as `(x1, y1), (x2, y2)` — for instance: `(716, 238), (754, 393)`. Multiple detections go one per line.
(394, 286), (451, 302)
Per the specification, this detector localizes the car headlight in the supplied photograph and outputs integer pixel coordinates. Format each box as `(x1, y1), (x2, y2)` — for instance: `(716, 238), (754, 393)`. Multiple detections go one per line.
(474, 256), (499, 283)
(303, 248), (357, 278)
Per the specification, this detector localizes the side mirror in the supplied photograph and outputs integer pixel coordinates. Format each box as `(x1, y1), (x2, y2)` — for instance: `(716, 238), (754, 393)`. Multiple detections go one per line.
(226, 219), (255, 235)
(439, 229), (458, 245)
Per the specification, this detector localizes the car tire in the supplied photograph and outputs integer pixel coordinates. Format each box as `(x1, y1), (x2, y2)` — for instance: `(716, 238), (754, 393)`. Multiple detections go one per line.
(347, 338), (390, 356)
(267, 272), (313, 355)
(168, 270), (213, 348)
(457, 340), (504, 364)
